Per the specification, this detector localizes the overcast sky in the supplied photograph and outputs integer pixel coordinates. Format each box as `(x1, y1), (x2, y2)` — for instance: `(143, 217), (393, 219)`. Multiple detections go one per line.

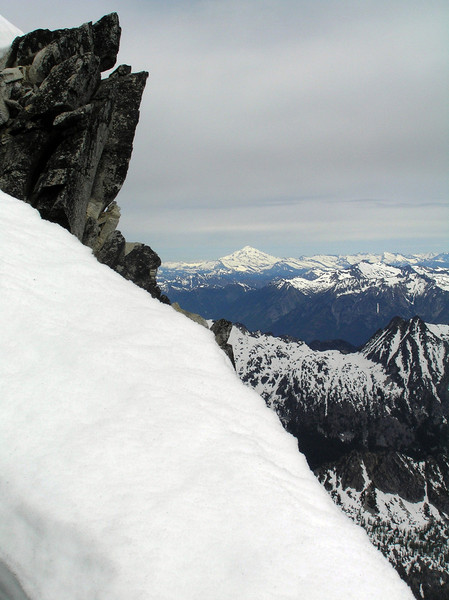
(2, 1), (448, 261)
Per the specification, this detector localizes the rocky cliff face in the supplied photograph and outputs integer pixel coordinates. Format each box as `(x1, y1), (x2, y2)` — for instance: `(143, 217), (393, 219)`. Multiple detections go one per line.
(0, 14), (167, 302)
(230, 319), (449, 599)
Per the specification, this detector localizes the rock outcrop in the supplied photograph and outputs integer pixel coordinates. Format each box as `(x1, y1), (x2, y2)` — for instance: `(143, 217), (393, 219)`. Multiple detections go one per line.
(210, 319), (235, 367)
(0, 14), (167, 303)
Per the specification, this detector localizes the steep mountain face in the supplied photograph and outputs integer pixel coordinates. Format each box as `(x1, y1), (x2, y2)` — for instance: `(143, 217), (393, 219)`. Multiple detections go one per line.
(167, 254), (449, 345)
(231, 317), (448, 464)
(230, 319), (449, 599)
(0, 15), (167, 302)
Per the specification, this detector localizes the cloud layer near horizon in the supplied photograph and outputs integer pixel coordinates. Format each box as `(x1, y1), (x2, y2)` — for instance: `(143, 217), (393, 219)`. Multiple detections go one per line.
(2, 1), (448, 260)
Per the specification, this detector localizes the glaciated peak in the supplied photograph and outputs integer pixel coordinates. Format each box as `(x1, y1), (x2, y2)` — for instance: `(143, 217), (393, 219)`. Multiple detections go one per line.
(220, 246), (280, 272)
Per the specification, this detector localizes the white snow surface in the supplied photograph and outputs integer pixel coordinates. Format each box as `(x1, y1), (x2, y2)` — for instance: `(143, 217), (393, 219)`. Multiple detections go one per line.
(0, 193), (413, 600)
(427, 323), (449, 342)
(0, 15), (22, 58)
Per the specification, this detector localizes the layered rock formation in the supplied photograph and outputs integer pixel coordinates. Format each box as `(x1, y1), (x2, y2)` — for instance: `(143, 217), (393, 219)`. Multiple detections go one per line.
(0, 14), (167, 302)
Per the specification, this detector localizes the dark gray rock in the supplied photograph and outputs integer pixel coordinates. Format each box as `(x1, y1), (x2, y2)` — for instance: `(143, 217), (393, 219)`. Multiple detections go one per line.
(0, 14), (167, 303)
(114, 242), (169, 303)
(92, 13), (121, 71)
(211, 319), (235, 367)
(96, 229), (126, 268)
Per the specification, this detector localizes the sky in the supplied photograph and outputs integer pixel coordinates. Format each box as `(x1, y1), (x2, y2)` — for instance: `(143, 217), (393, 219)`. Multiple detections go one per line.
(1, 0), (448, 261)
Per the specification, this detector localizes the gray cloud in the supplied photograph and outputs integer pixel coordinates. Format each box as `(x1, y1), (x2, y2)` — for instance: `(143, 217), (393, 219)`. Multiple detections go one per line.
(1, 0), (447, 260)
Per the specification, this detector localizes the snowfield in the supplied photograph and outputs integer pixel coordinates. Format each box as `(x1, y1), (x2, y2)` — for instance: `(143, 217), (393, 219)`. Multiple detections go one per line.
(0, 192), (413, 600)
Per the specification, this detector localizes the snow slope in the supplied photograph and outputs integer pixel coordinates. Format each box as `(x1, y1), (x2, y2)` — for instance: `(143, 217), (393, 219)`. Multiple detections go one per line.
(0, 15), (22, 57)
(0, 192), (413, 600)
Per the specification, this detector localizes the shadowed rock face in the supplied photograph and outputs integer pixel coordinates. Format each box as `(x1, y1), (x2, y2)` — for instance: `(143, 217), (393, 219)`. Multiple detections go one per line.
(210, 319), (235, 368)
(0, 14), (167, 303)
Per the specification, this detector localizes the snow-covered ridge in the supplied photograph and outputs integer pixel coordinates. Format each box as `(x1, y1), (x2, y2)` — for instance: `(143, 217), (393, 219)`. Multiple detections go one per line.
(281, 261), (448, 295)
(427, 323), (449, 342)
(230, 324), (402, 416)
(0, 192), (413, 599)
(160, 247), (449, 304)
(230, 316), (448, 450)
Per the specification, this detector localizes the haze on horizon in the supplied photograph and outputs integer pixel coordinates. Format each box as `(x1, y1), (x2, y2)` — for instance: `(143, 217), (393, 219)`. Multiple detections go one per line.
(2, 0), (448, 262)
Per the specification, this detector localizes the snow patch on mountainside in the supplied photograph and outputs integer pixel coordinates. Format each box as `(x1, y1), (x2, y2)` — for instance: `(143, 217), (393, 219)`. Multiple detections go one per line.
(0, 192), (413, 600)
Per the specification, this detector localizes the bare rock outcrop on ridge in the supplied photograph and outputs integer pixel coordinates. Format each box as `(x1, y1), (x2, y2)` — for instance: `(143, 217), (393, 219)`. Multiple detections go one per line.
(0, 13), (167, 302)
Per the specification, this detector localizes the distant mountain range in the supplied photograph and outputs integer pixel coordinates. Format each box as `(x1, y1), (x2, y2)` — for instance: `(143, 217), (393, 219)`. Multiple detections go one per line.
(161, 246), (449, 285)
(230, 316), (449, 599)
(160, 247), (449, 345)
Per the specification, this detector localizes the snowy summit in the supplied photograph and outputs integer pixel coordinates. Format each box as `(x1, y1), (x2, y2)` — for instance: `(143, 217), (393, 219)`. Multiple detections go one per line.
(220, 246), (281, 272)
(0, 191), (414, 599)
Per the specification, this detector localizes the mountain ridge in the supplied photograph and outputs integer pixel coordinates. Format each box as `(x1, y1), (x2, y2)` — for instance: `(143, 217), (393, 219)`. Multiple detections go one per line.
(229, 316), (449, 599)
(163, 254), (449, 346)
(162, 246), (449, 273)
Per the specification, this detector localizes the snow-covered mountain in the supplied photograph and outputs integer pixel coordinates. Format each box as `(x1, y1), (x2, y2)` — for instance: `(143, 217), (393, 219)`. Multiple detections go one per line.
(160, 246), (305, 290)
(230, 317), (448, 462)
(259, 262), (449, 345)
(229, 318), (449, 598)
(0, 192), (415, 599)
(164, 253), (449, 346)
